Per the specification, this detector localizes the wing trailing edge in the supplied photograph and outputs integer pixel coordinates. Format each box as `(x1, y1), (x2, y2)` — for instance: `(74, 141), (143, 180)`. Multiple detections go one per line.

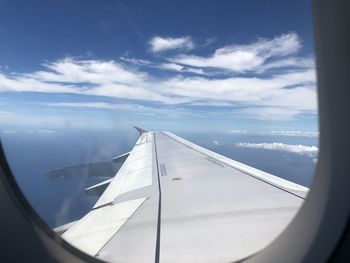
(112, 152), (130, 163)
(84, 178), (113, 196)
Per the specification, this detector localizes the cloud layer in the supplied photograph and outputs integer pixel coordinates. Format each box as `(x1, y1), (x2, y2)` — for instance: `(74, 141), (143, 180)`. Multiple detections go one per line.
(270, 131), (319, 137)
(0, 32), (317, 121)
(236, 142), (318, 157)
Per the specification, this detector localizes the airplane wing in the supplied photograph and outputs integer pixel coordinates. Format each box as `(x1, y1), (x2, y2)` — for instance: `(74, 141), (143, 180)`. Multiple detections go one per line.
(60, 128), (308, 263)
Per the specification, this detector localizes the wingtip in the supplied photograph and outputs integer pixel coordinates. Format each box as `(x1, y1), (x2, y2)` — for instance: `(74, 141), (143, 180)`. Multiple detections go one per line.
(134, 126), (149, 135)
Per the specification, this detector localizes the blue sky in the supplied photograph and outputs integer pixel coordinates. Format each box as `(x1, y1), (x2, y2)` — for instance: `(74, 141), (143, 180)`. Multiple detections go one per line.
(0, 0), (317, 133)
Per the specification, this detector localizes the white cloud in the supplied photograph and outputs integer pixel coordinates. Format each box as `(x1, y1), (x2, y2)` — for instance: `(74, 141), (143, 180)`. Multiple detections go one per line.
(0, 58), (317, 120)
(44, 102), (197, 118)
(120, 57), (152, 66)
(203, 37), (217, 47)
(0, 110), (136, 129)
(156, 63), (184, 72)
(229, 130), (319, 137)
(236, 142), (318, 157)
(172, 32), (302, 73)
(0, 32), (318, 121)
(229, 130), (247, 134)
(36, 129), (58, 134)
(0, 58), (187, 104)
(0, 129), (59, 134)
(1, 129), (17, 133)
(187, 101), (233, 107)
(29, 57), (147, 84)
(161, 68), (317, 115)
(258, 57), (314, 72)
(120, 56), (206, 75)
(155, 63), (206, 75)
(45, 102), (139, 110)
(149, 36), (194, 53)
(270, 130), (319, 137)
(233, 107), (302, 120)
(184, 67), (205, 75)
(213, 140), (220, 145)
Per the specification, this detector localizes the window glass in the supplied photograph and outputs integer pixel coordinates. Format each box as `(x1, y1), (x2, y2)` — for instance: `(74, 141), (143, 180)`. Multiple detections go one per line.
(0, 0), (317, 261)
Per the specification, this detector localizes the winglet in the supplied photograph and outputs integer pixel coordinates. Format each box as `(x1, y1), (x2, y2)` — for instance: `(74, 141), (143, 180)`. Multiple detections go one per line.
(134, 126), (149, 135)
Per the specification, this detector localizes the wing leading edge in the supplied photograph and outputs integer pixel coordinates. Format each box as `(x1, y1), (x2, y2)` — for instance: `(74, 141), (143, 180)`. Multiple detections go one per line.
(61, 129), (309, 263)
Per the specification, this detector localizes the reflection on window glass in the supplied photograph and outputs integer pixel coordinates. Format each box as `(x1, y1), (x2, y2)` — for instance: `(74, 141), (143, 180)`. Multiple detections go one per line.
(0, 0), (317, 261)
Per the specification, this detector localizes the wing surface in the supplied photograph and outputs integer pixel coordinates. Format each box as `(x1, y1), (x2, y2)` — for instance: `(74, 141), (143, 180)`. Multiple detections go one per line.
(61, 130), (309, 262)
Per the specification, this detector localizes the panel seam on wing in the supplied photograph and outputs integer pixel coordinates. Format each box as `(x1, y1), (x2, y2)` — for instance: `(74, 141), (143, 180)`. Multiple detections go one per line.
(95, 197), (149, 257)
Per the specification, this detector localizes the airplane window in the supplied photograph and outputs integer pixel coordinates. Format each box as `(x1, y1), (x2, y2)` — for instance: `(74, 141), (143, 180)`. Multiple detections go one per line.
(0, 0), (318, 262)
